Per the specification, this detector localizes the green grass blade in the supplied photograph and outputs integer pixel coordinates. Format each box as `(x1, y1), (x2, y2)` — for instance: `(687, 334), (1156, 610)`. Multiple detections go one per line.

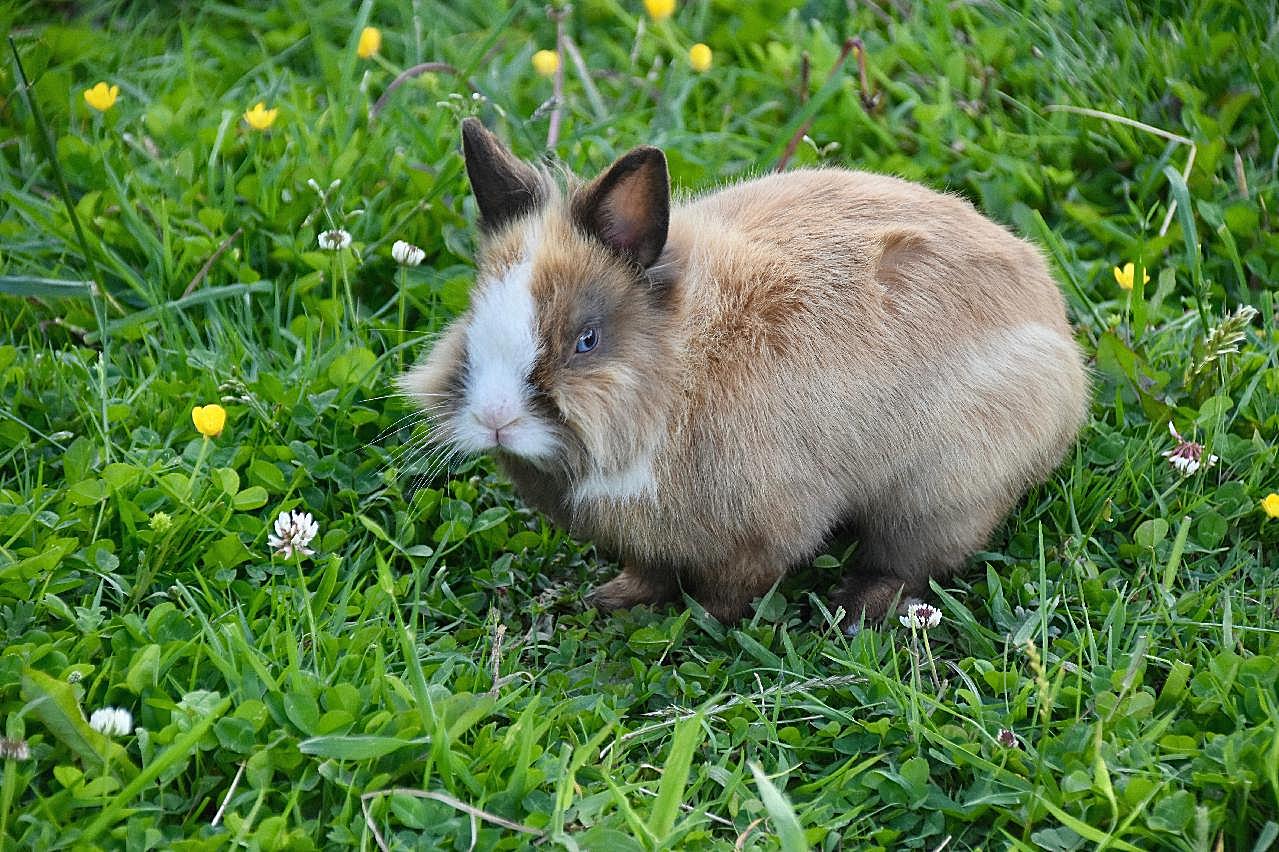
(0, 276), (96, 298)
(603, 775), (658, 848)
(1028, 209), (1106, 336)
(7, 38), (108, 300)
(749, 761), (808, 852)
(84, 281), (274, 342)
(647, 713), (705, 840)
(299, 734), (431, 760)
(1162, 164), (1210, 336)
(1035, 796), (1144, 852)
(1159, 515), (1192, 595)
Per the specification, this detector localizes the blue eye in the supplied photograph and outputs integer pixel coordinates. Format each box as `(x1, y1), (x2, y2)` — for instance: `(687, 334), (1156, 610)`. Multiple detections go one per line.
(575, 327), (599, 354)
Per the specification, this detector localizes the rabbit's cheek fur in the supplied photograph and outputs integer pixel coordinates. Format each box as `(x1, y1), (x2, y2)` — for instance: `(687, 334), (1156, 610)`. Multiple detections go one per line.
(504, 221), (679, 485)
(555, 363), (667, 499)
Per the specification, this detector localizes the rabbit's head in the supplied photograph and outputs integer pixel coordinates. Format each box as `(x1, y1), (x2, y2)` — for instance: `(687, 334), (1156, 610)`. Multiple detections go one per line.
(400, 119), (680, 483)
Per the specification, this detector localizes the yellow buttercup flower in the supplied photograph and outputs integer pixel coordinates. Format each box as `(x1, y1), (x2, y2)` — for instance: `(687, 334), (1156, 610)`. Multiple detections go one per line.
(644, 0), (676, 20)
(83, 82), (120, 112)
(689, 43), (712, 73)
(358, 26), (382, 59)
(1262, 493), (1279, 519)
(1113, 262), (1149, 291)
(532, 49), (560, 78)
(244, 102), (278, 131)
(192, 404), (227, 439)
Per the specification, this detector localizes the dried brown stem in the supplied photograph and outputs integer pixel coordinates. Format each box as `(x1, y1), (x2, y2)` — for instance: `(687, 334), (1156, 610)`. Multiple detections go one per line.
(561, 32), (606, 119)
(547, 6), (570, 149)
(361, 788), (544, 852)
(1045, 104), (1196, 236)
(861, 0), (895, 26)
(369, 62), (459, 120)
(37, 316), (89, 345)
(182, 226), (243, 298)
(799, 51), (811, 104)
(488, 621), (507, 696)
(852, 37), (876, 111)
(211, 762), (246, 827)
(734, 818), (764, 850)
(775, 37), (861, 172)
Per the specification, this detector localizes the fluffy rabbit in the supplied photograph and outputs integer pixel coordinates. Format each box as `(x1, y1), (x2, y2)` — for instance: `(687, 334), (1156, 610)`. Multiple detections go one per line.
(400, 118), (1088, 627)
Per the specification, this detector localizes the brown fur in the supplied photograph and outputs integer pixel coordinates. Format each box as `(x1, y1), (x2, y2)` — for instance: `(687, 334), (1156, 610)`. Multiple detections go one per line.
(400, 121), (1089, 627)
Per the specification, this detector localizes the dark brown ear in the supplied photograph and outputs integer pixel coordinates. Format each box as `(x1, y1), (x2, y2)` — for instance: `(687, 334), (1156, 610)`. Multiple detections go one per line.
(572, 147), (669, 268)
(461, 117), (544, 233)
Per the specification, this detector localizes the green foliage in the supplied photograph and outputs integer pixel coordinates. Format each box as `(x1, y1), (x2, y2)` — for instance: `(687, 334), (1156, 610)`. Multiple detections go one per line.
(1, 0), (1278, 848)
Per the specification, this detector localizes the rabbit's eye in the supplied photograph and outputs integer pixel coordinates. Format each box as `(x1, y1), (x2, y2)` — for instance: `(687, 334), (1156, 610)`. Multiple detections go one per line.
(575, 327), (599, 354)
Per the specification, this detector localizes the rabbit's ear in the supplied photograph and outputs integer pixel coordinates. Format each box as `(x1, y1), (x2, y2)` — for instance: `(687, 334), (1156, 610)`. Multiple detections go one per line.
(572, 147), (670, 268)
(461, 118), (545, 233)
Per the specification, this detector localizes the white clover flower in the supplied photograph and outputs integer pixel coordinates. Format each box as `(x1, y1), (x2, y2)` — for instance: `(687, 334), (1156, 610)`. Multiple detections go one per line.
(996, 728), (1019, 749)
(89, 707), (133, 737)
(899, 602), (942, 630)
(1163, 422), (1217, 476)
(0, 737), (30, 761)
(392, 240), (425, 267)
(317, 229), (352, 251)
(268, 510), (319, 559)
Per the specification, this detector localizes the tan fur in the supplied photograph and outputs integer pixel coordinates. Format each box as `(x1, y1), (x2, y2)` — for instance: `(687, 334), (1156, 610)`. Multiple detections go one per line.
(402, 131), (1089, 627)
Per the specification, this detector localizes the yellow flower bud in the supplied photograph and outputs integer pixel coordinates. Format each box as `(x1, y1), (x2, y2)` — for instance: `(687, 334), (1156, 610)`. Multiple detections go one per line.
(688, 43), (712, 73)
(192, 404), (227, 439)
(532, 49), (560, 78)
(83, 82), (120, 112)
(358, 26), (382, 59)
(244, 102), (279, 131)
(644, 0), (676, 21)
(1262, 493), (1279, 519)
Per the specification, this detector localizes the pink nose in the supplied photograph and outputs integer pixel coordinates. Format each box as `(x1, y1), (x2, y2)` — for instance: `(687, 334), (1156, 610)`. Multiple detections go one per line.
(474, 406), (519, 432)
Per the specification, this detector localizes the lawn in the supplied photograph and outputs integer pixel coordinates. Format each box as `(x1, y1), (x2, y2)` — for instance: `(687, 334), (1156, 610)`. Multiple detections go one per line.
(2, 0), (1278, 848)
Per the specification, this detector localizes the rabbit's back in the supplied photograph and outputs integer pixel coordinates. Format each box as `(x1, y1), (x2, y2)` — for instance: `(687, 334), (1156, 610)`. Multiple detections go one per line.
(631, 167), (1088, 567)
(671, 168), (1073, 353)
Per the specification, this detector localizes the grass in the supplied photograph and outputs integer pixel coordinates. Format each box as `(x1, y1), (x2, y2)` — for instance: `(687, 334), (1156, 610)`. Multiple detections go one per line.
(1, 0), (1277, 848)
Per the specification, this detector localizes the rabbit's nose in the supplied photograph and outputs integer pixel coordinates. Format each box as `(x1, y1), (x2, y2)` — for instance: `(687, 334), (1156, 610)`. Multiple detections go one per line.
(474, 405), (520, 431)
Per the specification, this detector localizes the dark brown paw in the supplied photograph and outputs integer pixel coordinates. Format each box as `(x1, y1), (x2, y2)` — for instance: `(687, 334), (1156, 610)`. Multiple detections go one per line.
(830, 575), (910, 634)
(587, 570), (676, 612)
(698, 598), (750, 624)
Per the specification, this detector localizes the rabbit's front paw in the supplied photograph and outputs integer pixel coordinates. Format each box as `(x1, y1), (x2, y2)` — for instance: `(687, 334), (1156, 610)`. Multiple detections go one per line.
(588, 567), (677, 612)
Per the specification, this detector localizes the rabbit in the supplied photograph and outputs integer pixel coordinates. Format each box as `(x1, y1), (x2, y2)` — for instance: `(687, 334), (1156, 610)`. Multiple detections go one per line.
(399, 117), (1089, 628)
